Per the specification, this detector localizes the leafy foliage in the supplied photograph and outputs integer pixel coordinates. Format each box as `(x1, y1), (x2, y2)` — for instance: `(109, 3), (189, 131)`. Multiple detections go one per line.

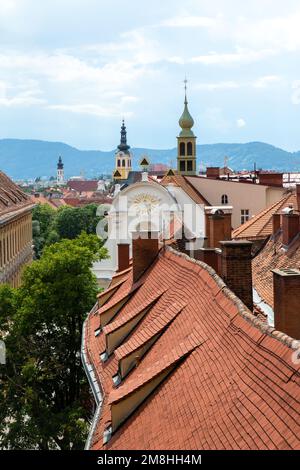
(32, 203), (101, 258)
(0, 233), (108, 450)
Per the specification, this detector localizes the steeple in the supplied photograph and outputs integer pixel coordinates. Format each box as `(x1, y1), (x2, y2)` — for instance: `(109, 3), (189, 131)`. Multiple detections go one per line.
(57, 156), (64, 170)
(177, 79), (197, 176)
(113, 120), (132, 181)
(118, 119), (130, 153)
(56, 156), (64, 185)
(179, 79), (195, 137)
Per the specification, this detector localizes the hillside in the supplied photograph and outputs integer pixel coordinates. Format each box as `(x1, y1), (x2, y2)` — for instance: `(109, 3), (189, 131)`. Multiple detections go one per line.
(0, 138), (299, 179)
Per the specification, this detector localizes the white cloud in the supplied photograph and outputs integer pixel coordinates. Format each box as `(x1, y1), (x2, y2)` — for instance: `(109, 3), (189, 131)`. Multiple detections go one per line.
(235, 10), (300, 52)
(0, 79), (46, 108)
(160, 15), (220, 28)
(190, 47), (276, 65)
(195, 81), (240, 91)
(252, 75), (281, 88)
(236, 118), (246, 128)
(291, 81), (300, 105)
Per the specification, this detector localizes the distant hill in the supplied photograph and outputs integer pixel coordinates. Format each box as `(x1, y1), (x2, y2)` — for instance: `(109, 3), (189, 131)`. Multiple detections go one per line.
(0, 138), (299, 180)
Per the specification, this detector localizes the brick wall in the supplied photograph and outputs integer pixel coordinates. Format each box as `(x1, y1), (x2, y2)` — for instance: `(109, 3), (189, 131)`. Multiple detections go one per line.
(220, 240), (253, 311)
(132, 232), (159, 283)
(272, 269), (300, 339)
(281, 213), (299, 246)
(117, 243), (130, 272)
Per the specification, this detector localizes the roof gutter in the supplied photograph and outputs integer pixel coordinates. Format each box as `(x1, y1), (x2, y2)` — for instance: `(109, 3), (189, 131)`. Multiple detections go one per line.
(81, 310), (104, 450)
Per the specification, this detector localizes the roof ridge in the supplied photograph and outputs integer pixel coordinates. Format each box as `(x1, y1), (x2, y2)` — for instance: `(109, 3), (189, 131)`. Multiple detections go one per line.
(182, 175), (211, 206)
(166, 246), (300, 351)
(233, 191), (292, 237)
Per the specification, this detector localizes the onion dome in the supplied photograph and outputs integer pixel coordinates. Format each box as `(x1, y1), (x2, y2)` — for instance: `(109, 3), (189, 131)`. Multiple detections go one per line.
(178, 81), (195, 137)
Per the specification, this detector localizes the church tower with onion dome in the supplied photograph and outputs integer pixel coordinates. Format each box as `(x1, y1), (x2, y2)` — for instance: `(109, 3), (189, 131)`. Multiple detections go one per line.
(177, 79), (197, 176)
(113, 120), (132, 180)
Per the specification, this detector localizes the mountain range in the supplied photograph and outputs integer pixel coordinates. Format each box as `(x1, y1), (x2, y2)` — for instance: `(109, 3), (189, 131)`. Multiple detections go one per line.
(0, 138), (299, 180)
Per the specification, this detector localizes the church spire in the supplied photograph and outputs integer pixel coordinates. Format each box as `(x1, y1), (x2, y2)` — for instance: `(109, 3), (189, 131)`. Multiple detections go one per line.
(179, 78), (195, 138)
(118, 119), (130, 152)
(177, 79), (197, 176)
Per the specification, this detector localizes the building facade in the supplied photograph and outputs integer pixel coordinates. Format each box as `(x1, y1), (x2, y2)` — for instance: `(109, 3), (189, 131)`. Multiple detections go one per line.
(0, 171), (34, 287)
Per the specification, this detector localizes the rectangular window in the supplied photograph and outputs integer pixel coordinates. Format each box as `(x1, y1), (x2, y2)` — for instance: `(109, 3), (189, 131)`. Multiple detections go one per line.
(241, 209), (250, 225)
(187, 160), (193, 171)
(180, 161), (185, 172)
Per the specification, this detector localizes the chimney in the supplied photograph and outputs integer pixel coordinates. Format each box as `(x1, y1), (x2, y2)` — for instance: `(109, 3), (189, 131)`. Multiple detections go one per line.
(258, 172), (283, 187)
(207, 209), (232, 249)
(296, 185), (300, 212)
(272, 213), (281, 235)
(206, 167), (220, 179)
(132, 231), (159, 283)
(272, 268), (300, 339)
(281, 209), (299, 246)
(195, 248), (219, 273)
(117, 243), (130, 272)
(220, 240), (253, 311)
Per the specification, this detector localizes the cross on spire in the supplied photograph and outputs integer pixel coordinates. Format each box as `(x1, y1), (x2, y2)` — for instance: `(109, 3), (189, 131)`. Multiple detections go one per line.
(184, 77), (188, 104)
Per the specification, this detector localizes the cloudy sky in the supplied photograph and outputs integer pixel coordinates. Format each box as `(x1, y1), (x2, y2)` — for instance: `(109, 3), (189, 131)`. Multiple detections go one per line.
(0, 0), (300, 151)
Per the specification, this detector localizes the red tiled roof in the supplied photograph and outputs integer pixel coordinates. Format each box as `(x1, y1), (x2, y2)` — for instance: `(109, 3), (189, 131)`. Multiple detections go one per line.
(253, 233), (300, 308)
(0, 171), (33, 220)
(84, 247), (300, 450)
(67, 180), (98, 192)
(233, 191), (296, 240)
(160, 174), (210, 206)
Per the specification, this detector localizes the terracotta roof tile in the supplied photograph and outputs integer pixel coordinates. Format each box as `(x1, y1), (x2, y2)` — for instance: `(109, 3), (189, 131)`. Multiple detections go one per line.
(0, 171), (33, 220)
(253, 233), (300, 308)
(84, 247), (300, 450)
(160, 174), (210, 205)
(233, 191), (296, 240)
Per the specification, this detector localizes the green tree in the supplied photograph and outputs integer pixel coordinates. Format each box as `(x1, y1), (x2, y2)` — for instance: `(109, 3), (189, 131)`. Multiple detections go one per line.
(32, 204), (57, 258)
(54, 204), (100, 240)
(0, 232), (108, 450)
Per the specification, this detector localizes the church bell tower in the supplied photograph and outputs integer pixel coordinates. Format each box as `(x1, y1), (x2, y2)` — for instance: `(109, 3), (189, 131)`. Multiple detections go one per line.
(56, 156), (64, 185)
(113, 120), (132, 180)
(177, 79), (197, 176)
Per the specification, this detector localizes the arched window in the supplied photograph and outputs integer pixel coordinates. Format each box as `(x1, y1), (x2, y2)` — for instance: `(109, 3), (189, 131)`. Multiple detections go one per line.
(179, 142), (185, 156)
(122, 159), (125, 167)
(187, 142), (193, 156)
(221, 194), (228, 205)
(187, 160), (193, 171)
(117, 159), (121, 167)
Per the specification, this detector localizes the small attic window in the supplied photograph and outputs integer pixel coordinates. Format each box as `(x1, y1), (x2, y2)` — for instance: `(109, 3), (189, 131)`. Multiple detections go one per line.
(94, 328), (101, 337)
(112, 373), (121, 387)
(221, 194), (228, 204)
(103, 426), (112, 445)
(100, 351), (108, 363)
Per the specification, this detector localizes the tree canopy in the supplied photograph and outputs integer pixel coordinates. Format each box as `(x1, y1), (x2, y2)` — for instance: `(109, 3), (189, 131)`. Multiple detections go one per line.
(0, 232), (107, 450)
(32, 203), (101, 258)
